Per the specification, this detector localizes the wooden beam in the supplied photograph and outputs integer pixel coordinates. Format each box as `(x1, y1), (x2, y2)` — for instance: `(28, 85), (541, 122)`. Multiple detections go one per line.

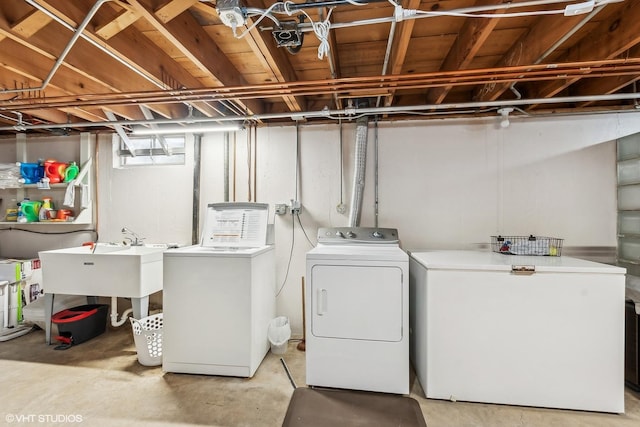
(11, 9), (52, 38)
(572, 43), (640, 107)
(3, 1), (216, 120)
(326, 9), (342, 109)
(473, 12), (594, 102)
(60, 107), (107, 123)
(95, 7), (140, 40)
(384, 0), (421, 108)
(101, 104), (146, 121)
(0, 23), (178, 123)
(22, 108), (76, 124)
(155, 0), (199, 23)
(6, 2), (205, 120)
(243, 0), (306, 112)
(0, 56), (146, 124)
(426, 0), (502, 105)
(527, 1), (640, 100)
(126, 0), (263, 115)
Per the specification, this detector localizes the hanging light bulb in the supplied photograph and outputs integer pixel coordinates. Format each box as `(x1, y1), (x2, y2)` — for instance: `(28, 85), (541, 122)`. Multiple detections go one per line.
(497, 107), (514, 128)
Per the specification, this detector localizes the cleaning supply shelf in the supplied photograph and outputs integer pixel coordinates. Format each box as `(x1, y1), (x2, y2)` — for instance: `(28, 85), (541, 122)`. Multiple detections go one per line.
(0, 133), (94, 226)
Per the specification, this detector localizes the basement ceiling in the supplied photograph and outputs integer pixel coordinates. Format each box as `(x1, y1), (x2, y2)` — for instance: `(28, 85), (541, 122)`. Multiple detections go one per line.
(0, 0), (639, 135)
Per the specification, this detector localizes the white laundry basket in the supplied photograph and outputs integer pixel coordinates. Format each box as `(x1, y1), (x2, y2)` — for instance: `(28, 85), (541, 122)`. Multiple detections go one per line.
(130, 313), (163, 366)
(268, 316), (291, 355)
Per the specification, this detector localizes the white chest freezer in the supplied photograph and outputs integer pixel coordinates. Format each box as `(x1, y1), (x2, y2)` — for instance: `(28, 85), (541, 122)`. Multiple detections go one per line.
(409, 250), (626, 413)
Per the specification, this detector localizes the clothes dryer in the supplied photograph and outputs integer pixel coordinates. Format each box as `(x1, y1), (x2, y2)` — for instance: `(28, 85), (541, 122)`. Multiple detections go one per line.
(305, 227), (409, 394)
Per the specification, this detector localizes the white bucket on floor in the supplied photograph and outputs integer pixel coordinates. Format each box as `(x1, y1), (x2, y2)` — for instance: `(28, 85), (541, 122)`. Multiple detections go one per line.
(268, 316), (291, 355)
(130, 313), (163, 366)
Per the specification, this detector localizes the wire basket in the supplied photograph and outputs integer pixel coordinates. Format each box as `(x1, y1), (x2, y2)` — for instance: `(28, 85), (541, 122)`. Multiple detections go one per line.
(130, 313), (163, 366)
(491, 235), (563, 256)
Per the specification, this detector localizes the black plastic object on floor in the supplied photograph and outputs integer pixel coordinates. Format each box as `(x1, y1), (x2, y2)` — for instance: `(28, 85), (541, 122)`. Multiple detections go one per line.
(282, 387), (427, 427)
(51, 304), (109, 349)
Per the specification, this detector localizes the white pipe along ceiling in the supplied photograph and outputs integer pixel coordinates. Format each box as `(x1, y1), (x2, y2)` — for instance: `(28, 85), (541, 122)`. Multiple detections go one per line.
(0, 0), (638, 135)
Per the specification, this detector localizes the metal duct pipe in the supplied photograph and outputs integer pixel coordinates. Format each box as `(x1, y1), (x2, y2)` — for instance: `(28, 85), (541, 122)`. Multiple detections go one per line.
(348, 117), (369, 227)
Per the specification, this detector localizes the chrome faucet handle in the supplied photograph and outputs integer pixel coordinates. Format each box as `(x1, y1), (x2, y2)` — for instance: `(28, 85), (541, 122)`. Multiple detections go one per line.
(121, 227), (144, 246)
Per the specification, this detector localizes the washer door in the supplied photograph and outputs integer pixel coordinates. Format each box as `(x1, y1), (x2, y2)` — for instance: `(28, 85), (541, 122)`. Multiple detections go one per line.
(310, 264), (403, 342)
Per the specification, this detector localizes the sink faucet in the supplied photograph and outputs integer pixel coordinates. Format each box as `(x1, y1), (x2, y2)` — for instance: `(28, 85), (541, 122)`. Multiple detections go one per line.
(121, 227), (143, 246)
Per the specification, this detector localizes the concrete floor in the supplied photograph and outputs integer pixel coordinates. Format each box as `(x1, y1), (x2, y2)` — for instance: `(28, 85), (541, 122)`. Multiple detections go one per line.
(1, 325), (639, 427)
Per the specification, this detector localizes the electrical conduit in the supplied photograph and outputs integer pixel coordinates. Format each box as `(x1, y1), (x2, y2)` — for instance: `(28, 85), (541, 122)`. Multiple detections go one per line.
(2, 0), (113, 95)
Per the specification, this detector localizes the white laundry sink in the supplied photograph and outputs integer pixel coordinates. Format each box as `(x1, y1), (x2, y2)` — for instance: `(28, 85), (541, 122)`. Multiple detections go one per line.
(39, 244), (164, 298)
(38, 244), (167, 345)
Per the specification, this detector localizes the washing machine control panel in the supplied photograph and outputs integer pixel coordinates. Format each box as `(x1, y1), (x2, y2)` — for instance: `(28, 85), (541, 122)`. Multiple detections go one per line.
(318, 227), (399, 244)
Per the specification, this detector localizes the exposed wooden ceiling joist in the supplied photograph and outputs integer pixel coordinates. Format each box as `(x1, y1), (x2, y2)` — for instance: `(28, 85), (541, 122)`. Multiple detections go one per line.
(126, 0), (264, 115)
(527, 0), (640, 101)
(0, 0), (637, 135)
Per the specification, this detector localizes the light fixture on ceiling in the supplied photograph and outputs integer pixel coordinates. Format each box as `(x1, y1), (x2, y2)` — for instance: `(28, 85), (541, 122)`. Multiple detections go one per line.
(131, 123), (243, 135)
(497, 107), (514, 128)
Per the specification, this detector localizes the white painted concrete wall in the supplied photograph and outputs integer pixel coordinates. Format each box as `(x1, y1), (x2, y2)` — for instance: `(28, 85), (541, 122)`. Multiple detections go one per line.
(4, 111), (640, 336)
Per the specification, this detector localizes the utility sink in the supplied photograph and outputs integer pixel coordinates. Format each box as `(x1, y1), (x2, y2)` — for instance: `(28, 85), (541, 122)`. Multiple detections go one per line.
(38, 244), (167, 345)
(39, 244), (165, 297)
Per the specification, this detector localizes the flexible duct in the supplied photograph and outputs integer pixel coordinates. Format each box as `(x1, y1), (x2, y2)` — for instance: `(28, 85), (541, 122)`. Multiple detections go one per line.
(348, 117), (369, 227)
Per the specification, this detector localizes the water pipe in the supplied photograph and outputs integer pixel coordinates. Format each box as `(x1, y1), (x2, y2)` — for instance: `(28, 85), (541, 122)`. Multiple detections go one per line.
(110, 297), (133, 327)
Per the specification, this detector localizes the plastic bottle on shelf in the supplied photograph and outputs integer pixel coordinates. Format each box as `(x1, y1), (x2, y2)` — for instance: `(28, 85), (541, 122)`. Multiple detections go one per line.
(64, 161), (79, 182)
(16, 201), (27, 223)
(39, 197), (54, 221)
(20, 198), (41, 222)
(44, 159), (65, 184)
(16, 161), (44, 184)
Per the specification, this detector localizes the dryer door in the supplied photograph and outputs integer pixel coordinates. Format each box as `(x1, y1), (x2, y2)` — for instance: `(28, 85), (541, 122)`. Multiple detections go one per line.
(310, 264), (403, 342)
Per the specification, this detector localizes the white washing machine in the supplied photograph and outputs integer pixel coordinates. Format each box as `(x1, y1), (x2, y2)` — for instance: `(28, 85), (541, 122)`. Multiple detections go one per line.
(305, 227), (409, 394)
(162, 203), (276, 377)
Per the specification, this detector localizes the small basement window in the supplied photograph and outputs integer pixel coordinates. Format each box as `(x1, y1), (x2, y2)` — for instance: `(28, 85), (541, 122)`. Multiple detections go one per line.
(115, 134), (186, 167)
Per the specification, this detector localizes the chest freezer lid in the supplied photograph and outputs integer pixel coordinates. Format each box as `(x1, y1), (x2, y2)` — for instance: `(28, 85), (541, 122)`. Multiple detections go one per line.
(200, 202), (269, 248)
(409, 250), (626, 274)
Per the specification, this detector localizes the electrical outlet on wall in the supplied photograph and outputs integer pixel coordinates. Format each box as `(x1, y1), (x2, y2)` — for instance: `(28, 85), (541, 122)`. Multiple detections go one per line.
(275, 204), (288, 215)
(290, 199), (301, 215)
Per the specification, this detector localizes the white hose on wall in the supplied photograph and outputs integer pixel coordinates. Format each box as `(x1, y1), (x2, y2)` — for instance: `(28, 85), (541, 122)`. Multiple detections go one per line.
(348, 117), (369, 227)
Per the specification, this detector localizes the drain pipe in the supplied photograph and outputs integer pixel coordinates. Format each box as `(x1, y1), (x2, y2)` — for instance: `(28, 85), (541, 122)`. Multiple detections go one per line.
(110, 297), (133, 327)
(2, 0), (112, 95)
(348, 117), (369, 227)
